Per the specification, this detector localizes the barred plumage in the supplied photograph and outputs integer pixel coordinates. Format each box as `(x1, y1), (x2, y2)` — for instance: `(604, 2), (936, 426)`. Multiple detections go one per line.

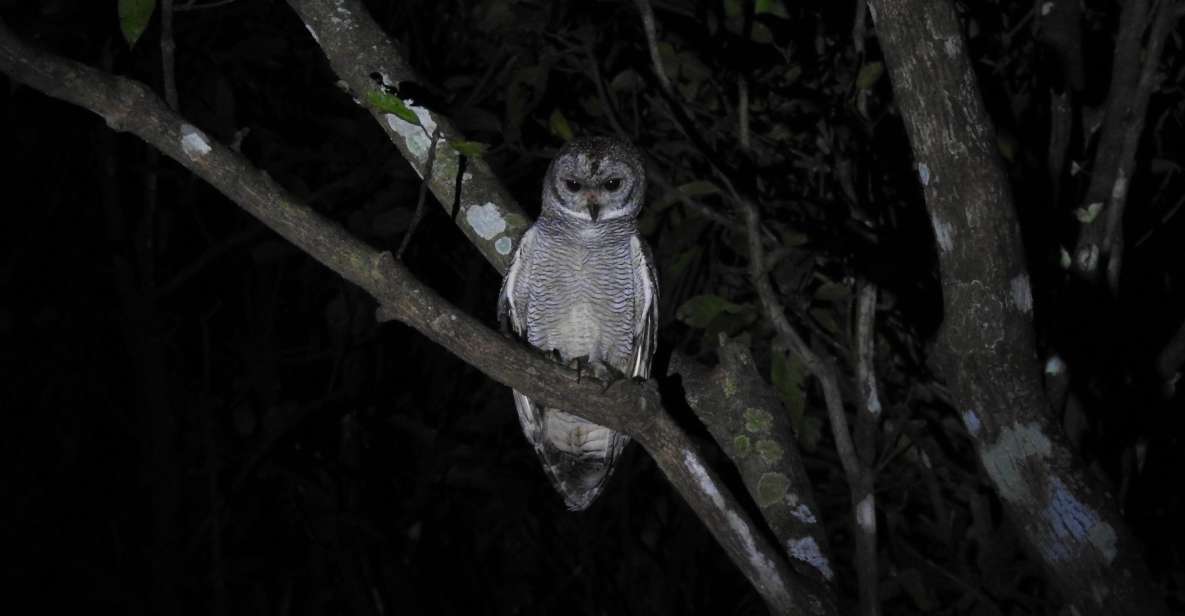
(498, 137), (658, 510)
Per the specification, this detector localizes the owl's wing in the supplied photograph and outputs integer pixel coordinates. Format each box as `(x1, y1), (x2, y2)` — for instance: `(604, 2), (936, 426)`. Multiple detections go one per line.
(497, 227), (536, 338)
(497, 228), (548, 456)
(630, 235), (659, 379)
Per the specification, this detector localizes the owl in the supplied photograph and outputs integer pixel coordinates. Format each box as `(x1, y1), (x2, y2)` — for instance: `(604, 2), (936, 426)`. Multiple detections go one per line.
(497, 136), (659, 511)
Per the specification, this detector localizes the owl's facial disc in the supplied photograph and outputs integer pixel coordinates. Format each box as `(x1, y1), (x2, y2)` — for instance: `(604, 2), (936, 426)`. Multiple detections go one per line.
(553, 161), (637, 221)
(544, 137), (645, 223)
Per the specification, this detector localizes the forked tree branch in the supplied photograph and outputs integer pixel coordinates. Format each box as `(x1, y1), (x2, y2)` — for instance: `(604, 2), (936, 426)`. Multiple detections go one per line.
(1072, 0), (1181, 290)
(0, 19), (835, 616)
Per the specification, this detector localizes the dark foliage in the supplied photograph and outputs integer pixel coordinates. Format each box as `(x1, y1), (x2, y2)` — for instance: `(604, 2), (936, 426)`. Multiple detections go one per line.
(1, 0), (1183, 614)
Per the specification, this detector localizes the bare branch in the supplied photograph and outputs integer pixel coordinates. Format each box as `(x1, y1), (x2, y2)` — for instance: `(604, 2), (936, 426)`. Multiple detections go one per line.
(853, 0), (869, 54)
(733, 188), (858, 484)
(631, 0), (673, 96)
(155, 228), (261, 297)
(1072, 0), (1181, 290)
(583, 40), (630, 139)
(1156, 317), (1185, 399)
(852, 281), (880, 616)
(397, 126), (441, 260)
(160, 0), (179, 112)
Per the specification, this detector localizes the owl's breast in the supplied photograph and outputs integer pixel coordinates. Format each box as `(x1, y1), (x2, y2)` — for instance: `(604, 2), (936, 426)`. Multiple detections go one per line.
(525, 238), (636, 369)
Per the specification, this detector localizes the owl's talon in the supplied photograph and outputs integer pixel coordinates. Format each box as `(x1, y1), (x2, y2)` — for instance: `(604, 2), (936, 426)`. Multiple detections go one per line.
(567, 355), (591, 383)
(598, 366), (629, 393)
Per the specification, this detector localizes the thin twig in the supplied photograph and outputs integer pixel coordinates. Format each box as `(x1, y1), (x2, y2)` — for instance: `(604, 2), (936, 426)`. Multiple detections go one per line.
(729, 180), (862, 486)
(1003, 4), (1036, 42)
(852, 281), (880, 616)
(584, 41), (631, 139)
(397, 126), (441, 260)
(1073, 0), (1181, 289)
(853, 0), (868, 54)
(647, 172), (743, 231)
(155, 228), (262, 297)
(1099, 0), (1180, 291)
(1134, 191), (1185, 248)
(177, 0), (240, 11)
(737, 75), (750, 150)
(1155, 317), (1185, 397)
(631, 0), (673, 96)
(160, 0), (179, 111)
(726, 163), (877, 613)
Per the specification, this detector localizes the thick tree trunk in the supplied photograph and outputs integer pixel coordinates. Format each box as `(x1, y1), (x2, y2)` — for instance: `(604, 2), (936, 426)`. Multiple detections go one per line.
(868, 1), (1167, 614)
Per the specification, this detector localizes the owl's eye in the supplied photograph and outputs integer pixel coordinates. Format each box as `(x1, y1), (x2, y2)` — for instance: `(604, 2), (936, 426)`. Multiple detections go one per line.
(564, 180), (583, 192)
(602, 178), (622, 192)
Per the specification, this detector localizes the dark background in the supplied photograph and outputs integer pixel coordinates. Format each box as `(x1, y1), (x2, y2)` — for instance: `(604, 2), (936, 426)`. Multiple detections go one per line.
(2, 0), (1183, 614)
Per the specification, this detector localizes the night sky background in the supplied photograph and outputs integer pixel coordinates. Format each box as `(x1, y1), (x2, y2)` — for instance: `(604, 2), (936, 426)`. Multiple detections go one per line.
(2, 0), (1184, 614)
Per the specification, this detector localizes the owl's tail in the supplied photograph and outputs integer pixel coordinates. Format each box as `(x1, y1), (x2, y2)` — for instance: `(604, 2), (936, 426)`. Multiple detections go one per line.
(512, 389), (629, 510)
(540, 409), (630, 510)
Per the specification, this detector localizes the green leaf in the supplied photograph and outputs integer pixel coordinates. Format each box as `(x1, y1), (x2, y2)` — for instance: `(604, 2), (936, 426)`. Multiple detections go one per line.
(1074, 202), (1103, 223)
(368, 91), (421, 126)
(771, 350), (806, 433)
(119, 0), (157, 48)
(548, 109), (574, 142)
(856, 61), (884, 90)
(676, 294), (745, 328)
(448, 140), (489, 159)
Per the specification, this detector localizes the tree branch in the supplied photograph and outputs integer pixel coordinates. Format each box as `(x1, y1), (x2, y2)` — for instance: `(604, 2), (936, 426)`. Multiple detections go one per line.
(0, 20), (834, 615)
(851, 282), (880, 616)
(671, 341), (837, 594)
(1072, 0), (1181, 290)
(867, 1), (1168, 613)
(1155, 316), (1185, 399)
(285, 0), (530, 275)
(725, 169), (877, 615)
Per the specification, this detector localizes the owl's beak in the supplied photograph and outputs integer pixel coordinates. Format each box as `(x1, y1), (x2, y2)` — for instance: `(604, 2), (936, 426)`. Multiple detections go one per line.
(586, 201), (601, 222)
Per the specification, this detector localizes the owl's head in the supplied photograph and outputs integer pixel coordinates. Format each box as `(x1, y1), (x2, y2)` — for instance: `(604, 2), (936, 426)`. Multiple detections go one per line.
(542, 136), (646, 223)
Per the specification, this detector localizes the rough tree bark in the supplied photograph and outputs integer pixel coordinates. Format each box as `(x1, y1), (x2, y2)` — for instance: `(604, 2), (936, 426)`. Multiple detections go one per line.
(0, 19), (839, 616)
(672, 341), (835, 586)
(868, 1), (1168, 614)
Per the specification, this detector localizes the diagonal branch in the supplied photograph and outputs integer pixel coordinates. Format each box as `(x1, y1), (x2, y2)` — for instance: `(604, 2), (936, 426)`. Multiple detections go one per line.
(286, 0), (531, 275)
(0, 20), (835, 615)
(672, 342), (836, 588)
